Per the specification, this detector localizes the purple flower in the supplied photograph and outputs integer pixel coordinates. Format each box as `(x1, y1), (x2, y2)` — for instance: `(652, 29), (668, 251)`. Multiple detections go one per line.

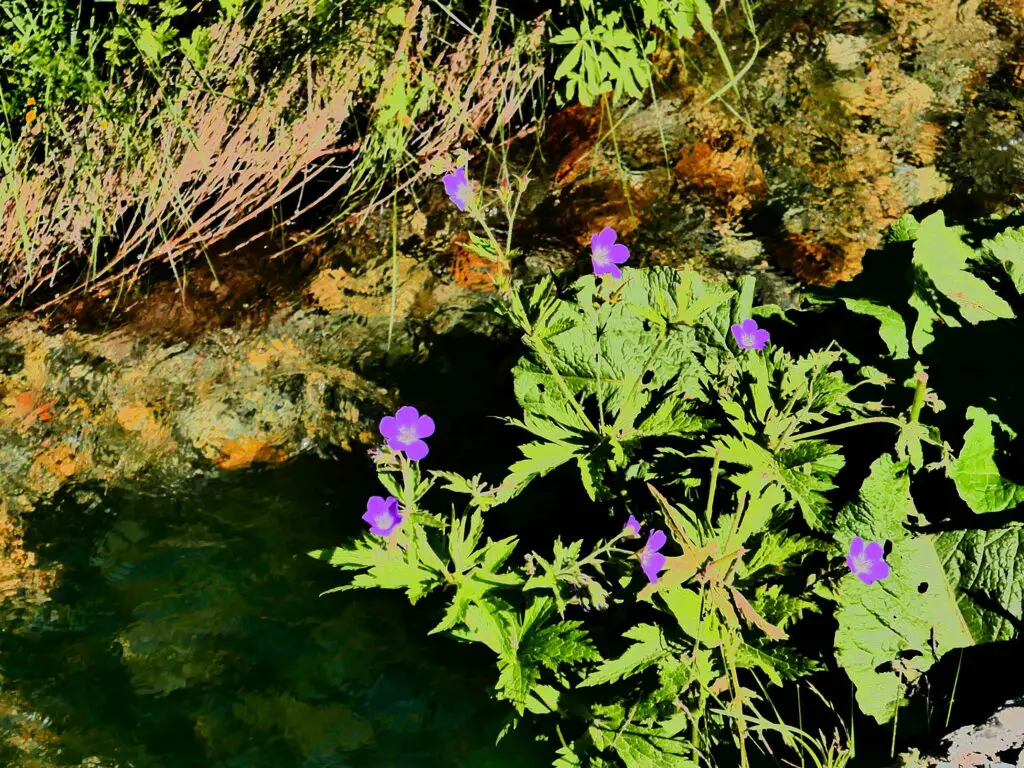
(379, 405), (435, 461)
(624, 515), (641, 537)
(443, 167), (473, 211)
(363, 495), (403, 537)
(639, 530), (667, 584)
(590, 227), (630, 279)
(846, 537), (890, 585)
(730, 318), (770, 351)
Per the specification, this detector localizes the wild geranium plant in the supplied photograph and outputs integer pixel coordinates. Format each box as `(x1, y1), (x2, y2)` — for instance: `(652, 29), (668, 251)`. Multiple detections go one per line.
(308, 177), (1024, 766)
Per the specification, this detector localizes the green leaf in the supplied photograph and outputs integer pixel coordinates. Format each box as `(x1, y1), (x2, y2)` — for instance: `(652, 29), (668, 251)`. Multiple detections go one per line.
(733, 643), (819, 687)
(494, 440), (577, 503)
(949, 406), (1024, 513)
(578, 624), (670, 687)
(836, 298), (910, 359)
(909, 212), (1013, 352)
(708, 436), (842, 531)
(936, 525), (1024, 643)
(833, 456), (975, 723)
(982, 225), (1024, 294)
(513, 268), (706, 437)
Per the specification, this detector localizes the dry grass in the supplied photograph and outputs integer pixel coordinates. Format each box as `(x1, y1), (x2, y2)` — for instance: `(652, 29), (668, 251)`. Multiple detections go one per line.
(0, 0), (546, 312)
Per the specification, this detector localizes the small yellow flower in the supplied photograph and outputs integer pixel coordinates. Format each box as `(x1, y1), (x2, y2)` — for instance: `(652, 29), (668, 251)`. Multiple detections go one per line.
(99, 120), (108, 130)
(11, 42), (19, 51)
(26, 97), (35, 106)
(25, 109), (36, 123)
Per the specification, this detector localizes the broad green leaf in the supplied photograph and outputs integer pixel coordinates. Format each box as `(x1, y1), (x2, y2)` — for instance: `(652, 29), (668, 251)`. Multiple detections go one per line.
(936, 525), (1024, 643)
(909, 212), (1013, 353)
(833, 456), (974, 723)
(949, 406), (1024, 513)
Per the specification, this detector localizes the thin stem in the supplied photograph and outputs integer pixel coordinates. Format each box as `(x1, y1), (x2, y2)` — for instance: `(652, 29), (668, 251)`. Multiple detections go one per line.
(789, 416), (904, 442)
(909, 370), (928, 423)
(945, 648), (963, 729)
(387, 189), (399, 350)
(705, 448), (722, 529)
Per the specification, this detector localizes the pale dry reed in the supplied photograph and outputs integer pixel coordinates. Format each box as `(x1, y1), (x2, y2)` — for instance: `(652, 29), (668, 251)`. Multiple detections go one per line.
(0, 0), (545, 310)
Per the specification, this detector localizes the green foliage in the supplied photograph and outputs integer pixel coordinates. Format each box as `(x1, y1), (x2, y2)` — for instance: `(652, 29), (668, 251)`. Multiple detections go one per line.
(832, 456), (974, 723)
(949, 406), (1024, 513)
(308, 207), (1024, 767)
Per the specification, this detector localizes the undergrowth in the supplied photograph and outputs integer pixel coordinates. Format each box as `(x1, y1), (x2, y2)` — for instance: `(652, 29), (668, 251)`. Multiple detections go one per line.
(308, 170), (1024, 767)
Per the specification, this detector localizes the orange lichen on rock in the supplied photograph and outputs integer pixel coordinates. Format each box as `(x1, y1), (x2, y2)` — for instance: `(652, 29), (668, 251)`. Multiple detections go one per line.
(214, 437), (288, 471)
(674, 134), (767, 218)
(4, 390), (56, 432)
(31, 444), (84, 481)
(116, 404), (176, 452)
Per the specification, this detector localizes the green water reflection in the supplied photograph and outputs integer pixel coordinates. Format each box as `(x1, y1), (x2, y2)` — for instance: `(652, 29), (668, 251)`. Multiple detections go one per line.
(0, 457), (547, 767)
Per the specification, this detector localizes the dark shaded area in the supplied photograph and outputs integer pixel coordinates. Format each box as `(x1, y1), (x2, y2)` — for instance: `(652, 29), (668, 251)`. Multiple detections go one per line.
(1, 455), (549, 768)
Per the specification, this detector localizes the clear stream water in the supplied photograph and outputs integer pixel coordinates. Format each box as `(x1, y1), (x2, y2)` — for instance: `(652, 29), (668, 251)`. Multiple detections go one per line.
(0, 455), (549, 768)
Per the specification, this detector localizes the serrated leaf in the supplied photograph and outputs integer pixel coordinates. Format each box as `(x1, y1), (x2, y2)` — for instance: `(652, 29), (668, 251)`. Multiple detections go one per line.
(578, 624), (669, 687)
(982, 225), (1024, 294)
(494, 440), (577, 503)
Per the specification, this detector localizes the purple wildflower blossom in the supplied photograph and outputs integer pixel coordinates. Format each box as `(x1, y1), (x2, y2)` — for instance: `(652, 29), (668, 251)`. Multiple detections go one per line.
(846, 537), (890, 585)
(443, 167), (473, 211)
(624, 515), (641, 537)
(639, 530), (667, 584)
(362, 495), (403, 537)
(590, 227), (630, 279)
(730, 318), (770, 351)
(379, 405), (435, 461)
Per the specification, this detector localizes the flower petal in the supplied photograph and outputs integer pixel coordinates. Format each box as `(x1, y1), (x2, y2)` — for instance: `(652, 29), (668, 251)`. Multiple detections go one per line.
(647, 530), (667, 552)
(624, 515), (641, 536)
(379, 415), (398, 439)
(416, 414), (435, 439)
(593, 227), (617, 248)
(605, 264), (623, 280)
(608, 243), (630, 264)
(741, 318), (759, 333)
(642, 552), (667, 583)
(848, 536), (865, 557)
(864, 541), (884, 561)
(395, 405), (420, 426)
(592, 259), (613, 276)
(869, 559), (890, 582)
(404, 439), (429, 461)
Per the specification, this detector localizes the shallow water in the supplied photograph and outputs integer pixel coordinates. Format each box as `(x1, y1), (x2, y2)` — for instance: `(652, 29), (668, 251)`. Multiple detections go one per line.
(0, 457), (547, 768)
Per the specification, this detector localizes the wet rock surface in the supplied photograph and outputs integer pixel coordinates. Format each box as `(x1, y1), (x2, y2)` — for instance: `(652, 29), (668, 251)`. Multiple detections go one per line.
(899, 697), (1024, 767)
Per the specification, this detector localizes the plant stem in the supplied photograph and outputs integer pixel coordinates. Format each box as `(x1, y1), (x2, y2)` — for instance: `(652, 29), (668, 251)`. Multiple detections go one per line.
(909, 370), (928, 423)
(789, 416), (904, 442)
(705, 447), (721, 529)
